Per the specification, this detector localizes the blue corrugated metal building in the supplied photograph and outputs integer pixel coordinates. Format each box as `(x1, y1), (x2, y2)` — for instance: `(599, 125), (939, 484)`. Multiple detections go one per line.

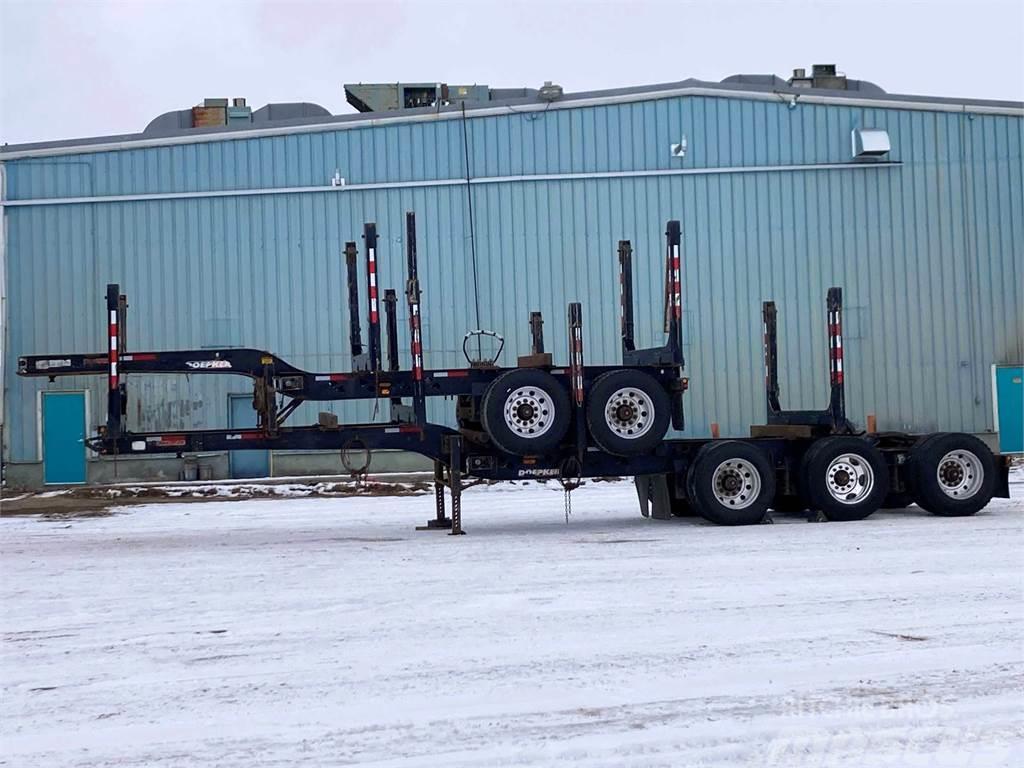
(2, 71), (1022, 486)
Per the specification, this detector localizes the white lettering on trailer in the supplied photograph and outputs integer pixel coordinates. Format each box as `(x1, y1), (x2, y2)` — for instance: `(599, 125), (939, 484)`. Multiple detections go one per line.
(186, 360), (232, 370)
(35, 359), (72, 370)
(517, 468), (561, 478)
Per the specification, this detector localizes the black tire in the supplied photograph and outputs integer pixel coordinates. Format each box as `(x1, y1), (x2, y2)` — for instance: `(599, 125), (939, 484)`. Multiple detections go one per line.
(670, 496), (696, 517)
(481, 369), (570, 455)
(800, 436), (888, 522)
(685, 441), (776, 525)
(907, 432), (996, 517)
(668, 474), (696, 517)
(882, 491), (914, 509)
(772, 494), (808, 513)
(586, 370), (671, 456)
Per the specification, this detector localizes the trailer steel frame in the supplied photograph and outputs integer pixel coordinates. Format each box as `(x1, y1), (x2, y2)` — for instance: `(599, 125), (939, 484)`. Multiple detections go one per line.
(18, 213), (1011, 531)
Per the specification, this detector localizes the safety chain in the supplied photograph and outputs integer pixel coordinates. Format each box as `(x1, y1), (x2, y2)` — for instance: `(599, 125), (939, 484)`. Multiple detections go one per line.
(558, 458), (583, 524)
(341, 437), (372, 489)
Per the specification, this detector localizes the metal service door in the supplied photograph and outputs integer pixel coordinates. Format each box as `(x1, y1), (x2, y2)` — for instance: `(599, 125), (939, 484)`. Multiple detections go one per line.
(993, 365), (1023, 454)
(228, 394), (270, 478)
(42, 392), (87, 485)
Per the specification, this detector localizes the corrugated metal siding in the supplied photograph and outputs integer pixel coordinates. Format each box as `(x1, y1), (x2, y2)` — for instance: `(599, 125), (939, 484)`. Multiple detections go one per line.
(4, 95), (1022, 462)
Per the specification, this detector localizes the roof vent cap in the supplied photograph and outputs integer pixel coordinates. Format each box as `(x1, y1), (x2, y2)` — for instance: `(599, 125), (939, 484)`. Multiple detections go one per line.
(538, 81), (563, 102)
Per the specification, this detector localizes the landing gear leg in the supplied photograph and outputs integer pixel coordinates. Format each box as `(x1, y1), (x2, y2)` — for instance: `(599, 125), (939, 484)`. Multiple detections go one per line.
(449, 437), (465, 535)
(417, 459), (453, 530)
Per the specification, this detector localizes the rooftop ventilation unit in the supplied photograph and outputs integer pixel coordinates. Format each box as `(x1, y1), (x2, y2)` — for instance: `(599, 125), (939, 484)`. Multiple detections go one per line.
(789, 64), (848, 90)
(344, 82), (540, 113)
(345, 83), (490, 113)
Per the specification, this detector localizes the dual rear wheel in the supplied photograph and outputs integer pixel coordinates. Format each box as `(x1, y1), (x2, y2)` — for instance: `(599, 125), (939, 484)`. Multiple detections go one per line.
(768, 432), (996, 520)
(906, 432), (995, 517)
(680, 436), (889, 525)
(668, 432), (996, 526)
(685, 441), (776, 525)
(482, 368), (670, 456)
(799, 436), (889, 522)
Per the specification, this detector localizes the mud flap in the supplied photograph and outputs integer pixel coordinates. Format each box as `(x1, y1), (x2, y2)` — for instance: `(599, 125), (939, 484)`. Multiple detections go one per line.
(634, 474), (673, 520)
(994, 456), (1011, 499)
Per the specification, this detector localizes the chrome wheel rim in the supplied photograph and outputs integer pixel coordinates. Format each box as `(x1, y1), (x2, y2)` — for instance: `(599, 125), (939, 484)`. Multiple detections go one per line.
(711, 458), (761, 509)
(825, 453), (875, 505)
(936, 450), (983, 499)
(502, 387), (554, 438)
(604, 387), (654, 440)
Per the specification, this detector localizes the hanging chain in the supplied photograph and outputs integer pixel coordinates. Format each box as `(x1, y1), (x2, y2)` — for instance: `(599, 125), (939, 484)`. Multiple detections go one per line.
(558, 457), (582, 524)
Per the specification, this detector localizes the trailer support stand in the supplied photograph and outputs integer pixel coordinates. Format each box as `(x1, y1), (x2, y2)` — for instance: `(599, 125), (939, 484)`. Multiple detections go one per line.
(449, 436), (465, 535)
(418, 459), (454, 530)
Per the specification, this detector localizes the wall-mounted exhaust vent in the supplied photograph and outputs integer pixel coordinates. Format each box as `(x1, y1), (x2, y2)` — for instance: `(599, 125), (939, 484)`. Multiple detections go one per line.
(852, 128), (891, 159)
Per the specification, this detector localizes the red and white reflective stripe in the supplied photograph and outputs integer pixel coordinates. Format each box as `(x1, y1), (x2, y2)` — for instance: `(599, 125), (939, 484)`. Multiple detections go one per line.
(368, 246), (379, 324)
(108, 309), (119, 390)
(829, 309), (844, 385)
(571, 327), (584, 405)
(763, 320), (769, 387)
(671, 244), (683, 320)
(410, 302), (423, 381)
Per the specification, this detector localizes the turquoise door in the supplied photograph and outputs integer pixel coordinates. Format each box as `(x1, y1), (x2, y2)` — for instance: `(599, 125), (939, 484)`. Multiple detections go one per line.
(228, 394), (270, 478)
(42, 392), (87, 484)
(994, 365), (1023, 454)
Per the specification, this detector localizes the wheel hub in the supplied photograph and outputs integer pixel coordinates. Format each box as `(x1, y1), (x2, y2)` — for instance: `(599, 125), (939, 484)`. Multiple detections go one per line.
(935, 450), (982, 499)
(503, 387), (553, 438)
(939, 461), (964, 486)
(615, 403), (636, 422)
(825, 453), (874, 504)
(711, 459), (761, 508)
(515, 402), (536, 422)
(604, 388), (653, 439)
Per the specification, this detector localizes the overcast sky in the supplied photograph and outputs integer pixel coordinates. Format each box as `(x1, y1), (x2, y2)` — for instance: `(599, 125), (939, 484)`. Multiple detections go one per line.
(1, 0), (1022, 145)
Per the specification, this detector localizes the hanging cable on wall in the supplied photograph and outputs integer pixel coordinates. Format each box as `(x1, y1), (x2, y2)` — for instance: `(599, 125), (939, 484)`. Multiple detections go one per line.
(460, 102), (484, 358)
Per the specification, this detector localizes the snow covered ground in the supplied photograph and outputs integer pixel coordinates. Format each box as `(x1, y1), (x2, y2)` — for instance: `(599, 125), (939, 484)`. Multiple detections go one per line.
(2, 476), (1022, 767)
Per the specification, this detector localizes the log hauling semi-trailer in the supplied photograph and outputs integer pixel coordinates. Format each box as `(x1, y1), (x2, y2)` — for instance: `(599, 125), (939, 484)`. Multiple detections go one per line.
(18, 213), (1012, 533)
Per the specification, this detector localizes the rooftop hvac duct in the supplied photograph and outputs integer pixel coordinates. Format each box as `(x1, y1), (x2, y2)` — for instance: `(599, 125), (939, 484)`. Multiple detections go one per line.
(344, 82), (541, 113)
